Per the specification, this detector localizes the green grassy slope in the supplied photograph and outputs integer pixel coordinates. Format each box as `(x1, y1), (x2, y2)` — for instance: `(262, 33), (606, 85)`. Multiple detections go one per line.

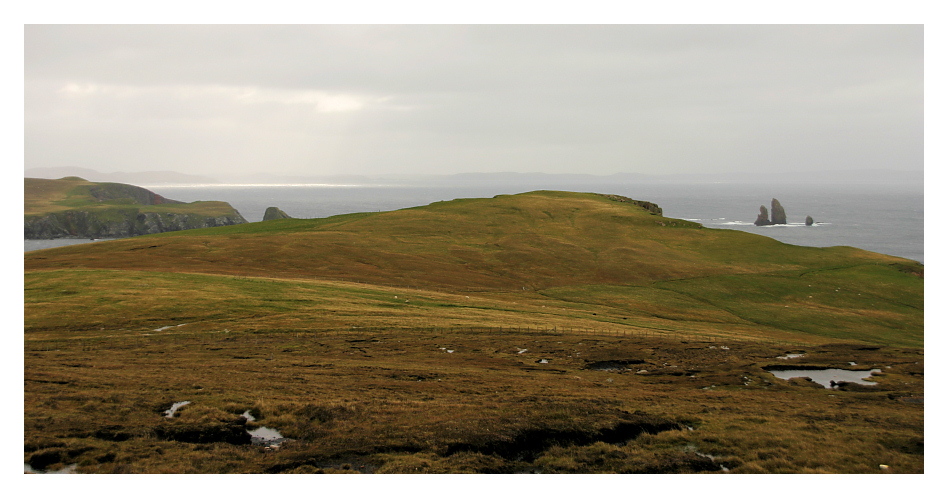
(25, 177), (240, 218)
(25, 190), (922, 347)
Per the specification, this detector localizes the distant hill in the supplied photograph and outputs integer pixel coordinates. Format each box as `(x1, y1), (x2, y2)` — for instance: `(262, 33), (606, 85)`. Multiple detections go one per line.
(24, 177), (246, 239)
(24, 167), (221, 185)
(230, 169), (924, 187)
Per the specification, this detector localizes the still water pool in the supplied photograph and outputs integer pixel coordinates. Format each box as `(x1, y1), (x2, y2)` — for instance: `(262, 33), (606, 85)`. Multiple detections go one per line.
(766, 368), (881, 388)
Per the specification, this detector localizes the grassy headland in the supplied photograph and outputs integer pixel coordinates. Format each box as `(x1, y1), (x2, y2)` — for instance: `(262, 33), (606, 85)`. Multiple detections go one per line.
(24, 177), (246, 239)
(24, 191), (923, 473)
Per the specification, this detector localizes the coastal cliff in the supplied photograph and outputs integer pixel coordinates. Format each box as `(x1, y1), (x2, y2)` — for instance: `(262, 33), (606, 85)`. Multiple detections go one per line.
(25, 177), (247, 239)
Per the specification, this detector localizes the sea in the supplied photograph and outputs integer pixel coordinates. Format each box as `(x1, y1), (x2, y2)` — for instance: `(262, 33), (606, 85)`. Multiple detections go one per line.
(24, 182), (924, 264)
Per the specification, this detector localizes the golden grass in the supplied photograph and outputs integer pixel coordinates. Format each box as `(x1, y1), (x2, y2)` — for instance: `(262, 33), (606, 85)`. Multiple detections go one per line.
(24, 191), (923, 473)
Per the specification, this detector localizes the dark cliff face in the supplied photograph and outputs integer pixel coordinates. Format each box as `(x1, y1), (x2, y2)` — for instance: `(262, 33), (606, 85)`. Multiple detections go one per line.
(24, 210), (248, 239)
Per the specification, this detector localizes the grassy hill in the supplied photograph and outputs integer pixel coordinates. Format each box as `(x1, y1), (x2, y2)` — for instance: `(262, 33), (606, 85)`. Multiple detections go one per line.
(23, 191), (924, 473)
(24, 177), (246, 238)
(26, 190), (921, 346)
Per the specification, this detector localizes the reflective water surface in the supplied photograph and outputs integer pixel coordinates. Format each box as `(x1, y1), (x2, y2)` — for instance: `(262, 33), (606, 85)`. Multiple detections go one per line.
(767, 368), (882, 388)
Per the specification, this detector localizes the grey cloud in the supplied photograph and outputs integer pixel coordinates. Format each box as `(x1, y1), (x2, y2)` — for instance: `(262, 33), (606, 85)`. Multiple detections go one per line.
(25, 25), (922, 179)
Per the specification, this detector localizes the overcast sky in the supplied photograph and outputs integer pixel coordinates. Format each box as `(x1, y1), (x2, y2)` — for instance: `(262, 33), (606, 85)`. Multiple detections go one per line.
(24, 24), (923, 179)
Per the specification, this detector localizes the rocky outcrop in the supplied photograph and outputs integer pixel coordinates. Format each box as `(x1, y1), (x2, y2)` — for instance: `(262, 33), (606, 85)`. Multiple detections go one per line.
(262, 207), (293, 221)
(597, 194), (662, 216)
(753, 198), (788, 226)
(24, 209), (247, 239)
(805, 215), (814, 226)
(754, 206), (771, 226)
(770, 199), (787, 225)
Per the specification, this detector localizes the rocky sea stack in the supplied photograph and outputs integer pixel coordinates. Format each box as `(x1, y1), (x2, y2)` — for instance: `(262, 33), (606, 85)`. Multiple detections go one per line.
(753, 198), (788, 226)
(770, 198), (787, 224)
(263, 207), (293, 221)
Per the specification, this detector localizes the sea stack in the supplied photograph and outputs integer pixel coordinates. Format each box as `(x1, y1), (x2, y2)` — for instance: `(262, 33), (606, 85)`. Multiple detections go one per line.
(754, 206), (771, 226)
(753, 198), (788, 226)
(805, 215), (814, 226)
(770, 199), (787, 225)
(262, 207), (293, 221)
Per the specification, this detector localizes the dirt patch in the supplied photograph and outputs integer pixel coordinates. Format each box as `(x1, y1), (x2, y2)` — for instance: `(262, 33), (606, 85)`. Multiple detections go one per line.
(153, 423), (251, 445)
(584, 359), (645, 372)
(442, 414), (682, 462)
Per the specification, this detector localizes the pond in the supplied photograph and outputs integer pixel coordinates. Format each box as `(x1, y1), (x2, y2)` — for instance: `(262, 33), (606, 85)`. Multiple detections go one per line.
(241, 410), (286, 446)
(766, 367), (882, 388)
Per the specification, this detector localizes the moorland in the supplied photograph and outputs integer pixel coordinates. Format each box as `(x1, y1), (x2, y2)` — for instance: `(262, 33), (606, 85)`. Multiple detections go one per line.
(23, 191), (923, 473)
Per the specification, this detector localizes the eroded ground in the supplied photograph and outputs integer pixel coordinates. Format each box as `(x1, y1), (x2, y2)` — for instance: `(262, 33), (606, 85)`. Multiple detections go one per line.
(25, 329), (923, 473)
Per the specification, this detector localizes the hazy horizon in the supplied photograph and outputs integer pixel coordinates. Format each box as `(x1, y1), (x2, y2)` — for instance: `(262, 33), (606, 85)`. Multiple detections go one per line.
(25, 25), (923, 181)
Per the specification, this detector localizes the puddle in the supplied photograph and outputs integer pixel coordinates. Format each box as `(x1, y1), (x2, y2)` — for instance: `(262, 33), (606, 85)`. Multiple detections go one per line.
(164, 401), (191, 418)
(241, 410), (286, 446)
(247, 426), (286, 446)
(766, 368), (881, 388)
(154, 323), (188, 332)
(777, 353), (805, 360)
(24, 463), (77, 474)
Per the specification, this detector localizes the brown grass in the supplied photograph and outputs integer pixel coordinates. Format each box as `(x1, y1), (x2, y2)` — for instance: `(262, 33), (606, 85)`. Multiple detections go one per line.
(24, 191), (923, 473)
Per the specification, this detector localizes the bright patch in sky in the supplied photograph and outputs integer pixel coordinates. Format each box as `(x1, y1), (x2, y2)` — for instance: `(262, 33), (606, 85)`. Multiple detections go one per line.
(59, 83), (369, 113)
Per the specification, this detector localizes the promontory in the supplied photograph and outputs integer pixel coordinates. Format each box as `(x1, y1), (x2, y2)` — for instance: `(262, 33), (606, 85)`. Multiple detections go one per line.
(24, 177), (247, 239)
